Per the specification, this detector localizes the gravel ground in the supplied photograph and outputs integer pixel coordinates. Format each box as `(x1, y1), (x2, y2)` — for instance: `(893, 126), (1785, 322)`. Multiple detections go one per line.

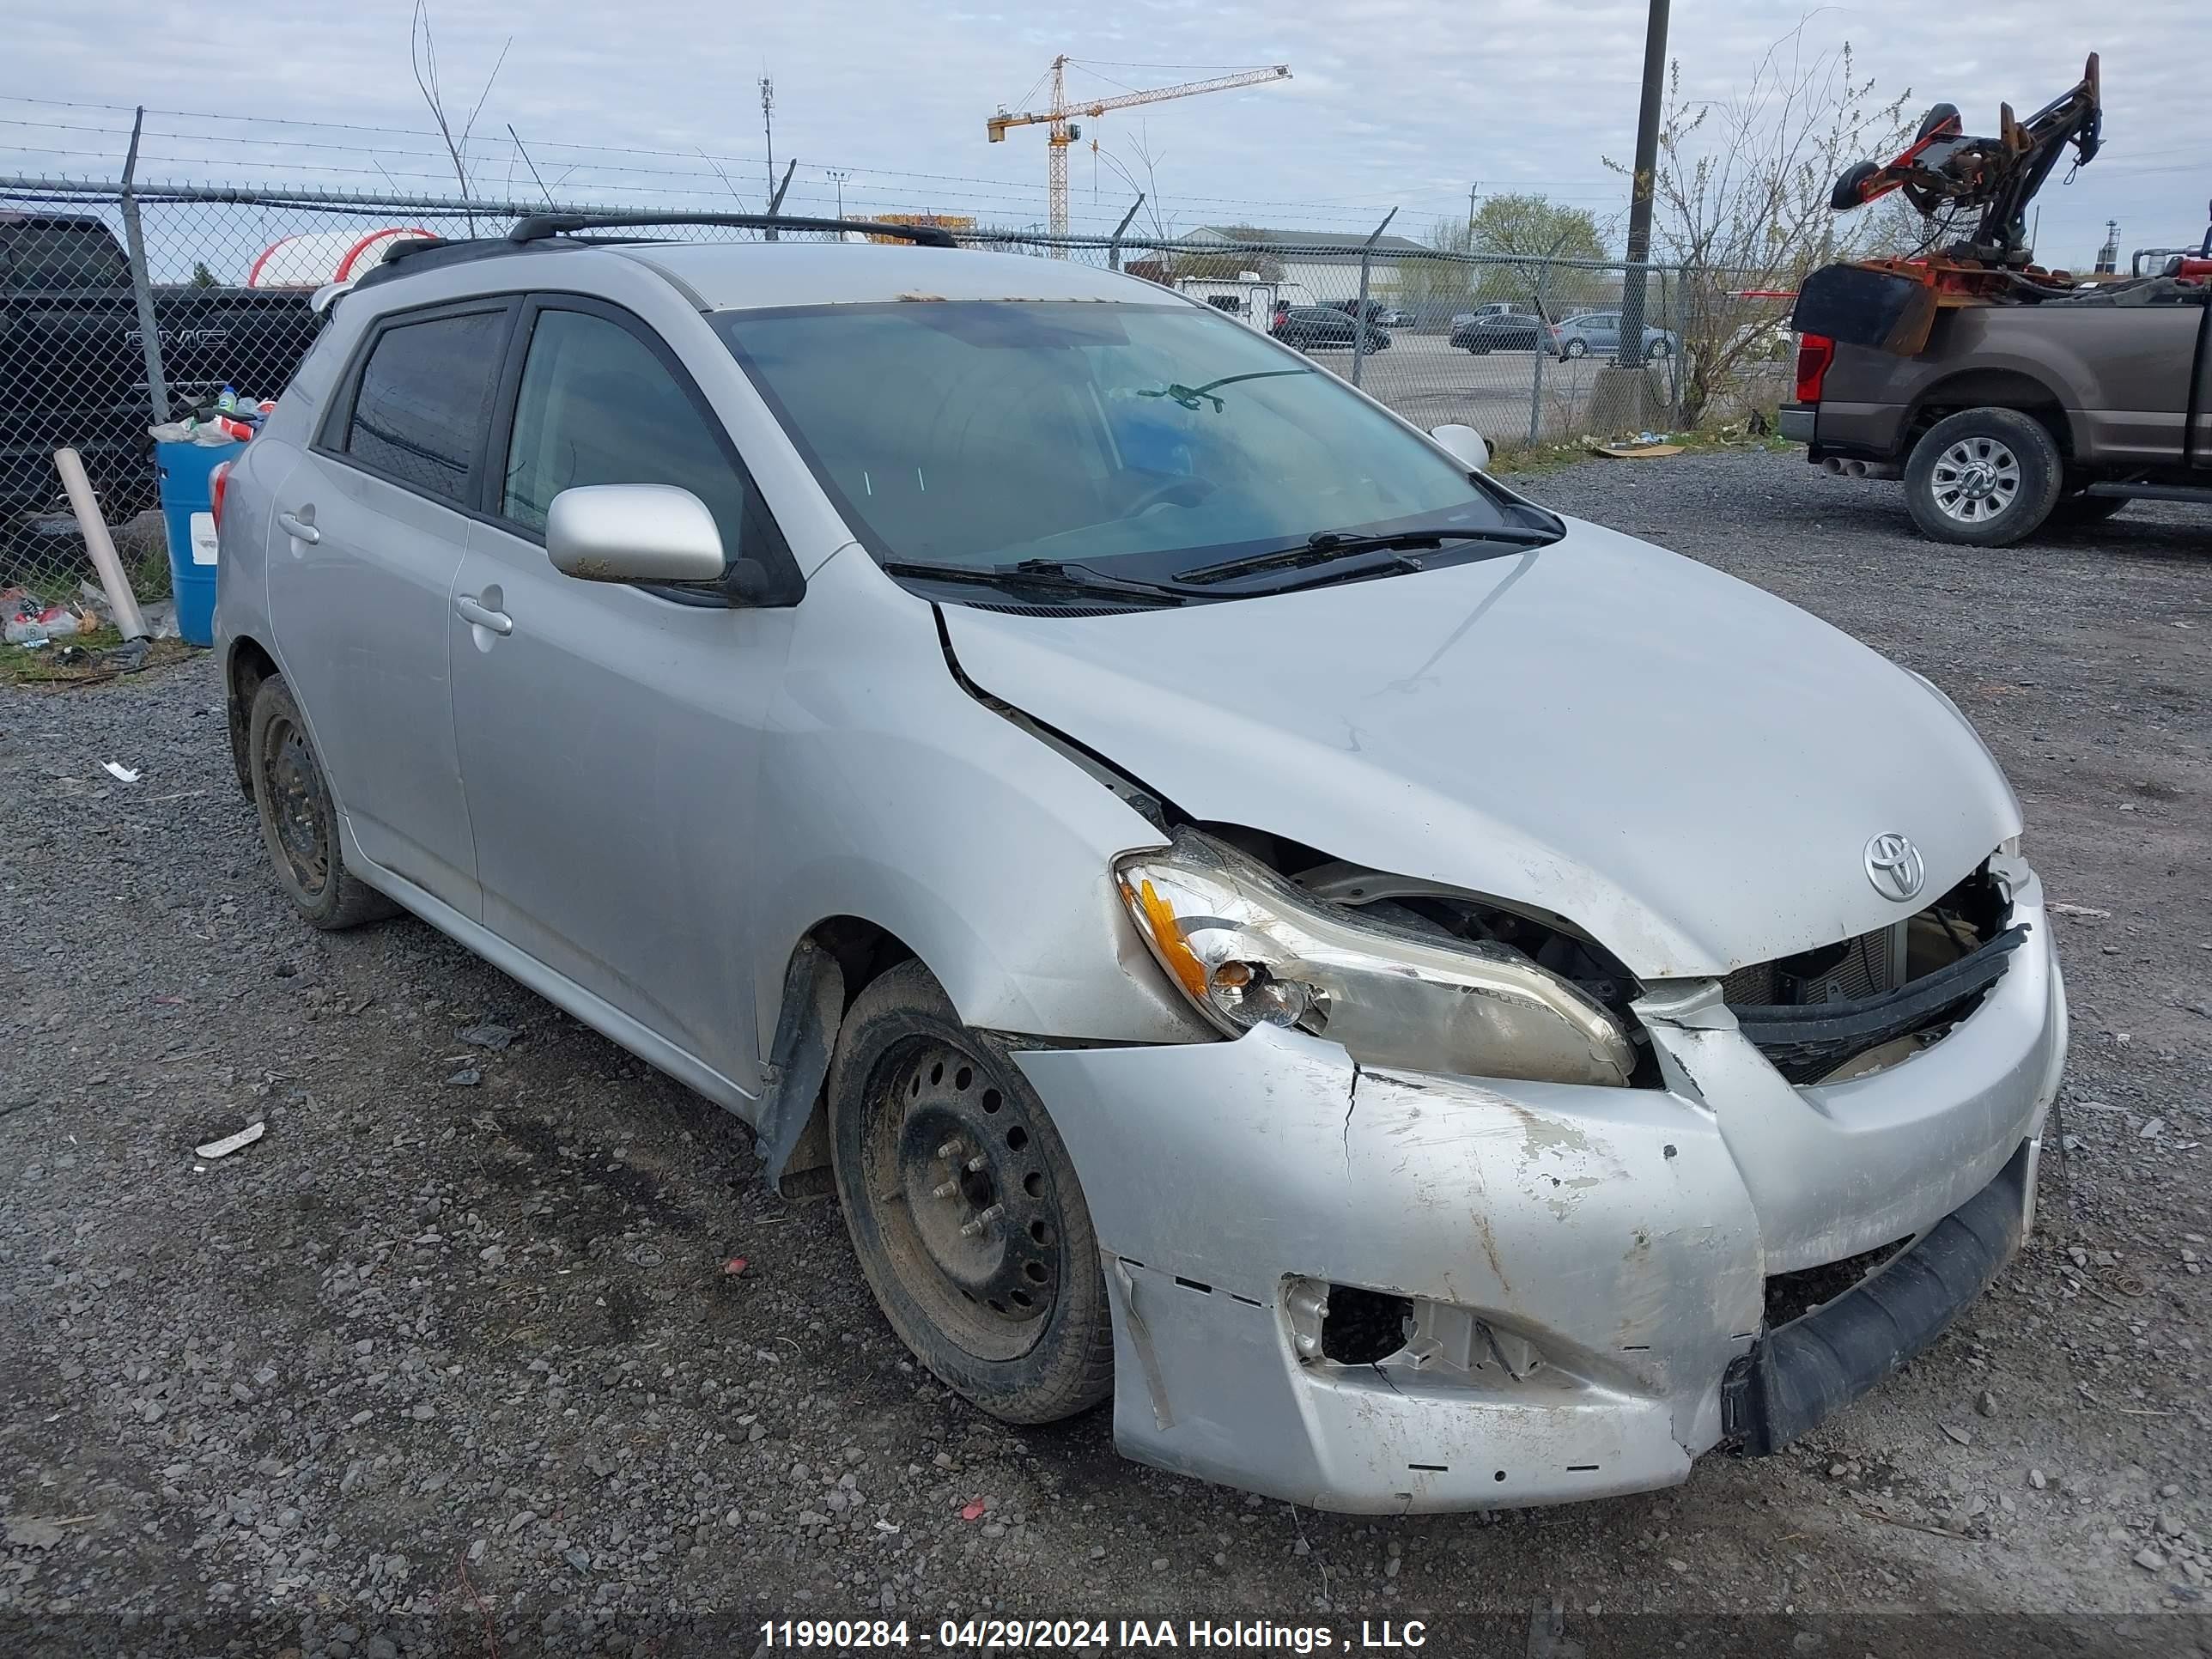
(3, 450), (2208, 1658)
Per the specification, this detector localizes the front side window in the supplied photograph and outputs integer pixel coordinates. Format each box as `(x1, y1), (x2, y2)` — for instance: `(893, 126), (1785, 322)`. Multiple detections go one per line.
(501, 307), (757, 558)
(343, 309), (506, 503)
(719, 299), (1511, 577)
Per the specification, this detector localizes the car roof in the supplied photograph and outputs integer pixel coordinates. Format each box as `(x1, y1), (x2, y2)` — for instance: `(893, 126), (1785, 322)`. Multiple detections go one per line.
(604, 240), (1157, 312)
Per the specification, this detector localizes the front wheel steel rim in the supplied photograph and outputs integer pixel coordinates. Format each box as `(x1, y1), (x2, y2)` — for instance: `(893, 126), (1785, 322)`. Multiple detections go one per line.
(860, 1037), (1064, 1363)
(1930, 436), (2022, 523)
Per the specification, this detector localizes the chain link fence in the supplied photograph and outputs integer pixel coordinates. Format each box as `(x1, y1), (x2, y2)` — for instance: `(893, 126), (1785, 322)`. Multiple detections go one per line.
(3, 175), (1796, 616)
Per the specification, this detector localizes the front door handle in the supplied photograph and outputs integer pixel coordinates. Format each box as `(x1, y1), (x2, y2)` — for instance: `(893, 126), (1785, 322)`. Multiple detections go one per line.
(276, 509), (319, 545)
(454, 595), (513, 635)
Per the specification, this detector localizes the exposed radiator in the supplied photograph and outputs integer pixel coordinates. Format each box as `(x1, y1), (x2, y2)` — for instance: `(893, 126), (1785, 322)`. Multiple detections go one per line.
(1723, 923), (1905, 1008)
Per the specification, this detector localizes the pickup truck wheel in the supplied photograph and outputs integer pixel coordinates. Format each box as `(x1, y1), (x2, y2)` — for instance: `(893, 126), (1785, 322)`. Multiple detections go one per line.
(247, 675), (398, 930)
(828, 961), (1114, 1425)
(1905, 408), (2063, 546)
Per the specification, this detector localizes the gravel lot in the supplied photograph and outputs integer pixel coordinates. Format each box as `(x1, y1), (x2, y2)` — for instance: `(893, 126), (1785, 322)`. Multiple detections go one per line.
(3, 450), (2208, 1658)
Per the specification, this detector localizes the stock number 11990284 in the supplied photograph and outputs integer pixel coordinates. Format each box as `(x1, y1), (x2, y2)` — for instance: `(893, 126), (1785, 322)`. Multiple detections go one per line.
(759, 1620), (1119, 1649)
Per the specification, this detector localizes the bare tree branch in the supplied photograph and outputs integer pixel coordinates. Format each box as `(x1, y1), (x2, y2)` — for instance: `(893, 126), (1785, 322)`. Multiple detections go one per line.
(410, 1), (511, 200)
(1603, 25), (1912, 423)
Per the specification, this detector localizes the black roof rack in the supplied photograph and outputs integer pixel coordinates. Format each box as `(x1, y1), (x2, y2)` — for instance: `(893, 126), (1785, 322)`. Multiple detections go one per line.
(351, 232), (577, 292)
(507, 211), (959, 248)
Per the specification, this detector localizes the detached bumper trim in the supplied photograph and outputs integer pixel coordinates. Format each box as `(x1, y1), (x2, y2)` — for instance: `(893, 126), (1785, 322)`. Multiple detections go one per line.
(1723, 1139), (2029, 1455)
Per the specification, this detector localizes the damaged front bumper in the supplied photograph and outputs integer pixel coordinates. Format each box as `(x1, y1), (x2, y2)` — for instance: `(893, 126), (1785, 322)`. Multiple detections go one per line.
(1014, 860), (2063, 1513)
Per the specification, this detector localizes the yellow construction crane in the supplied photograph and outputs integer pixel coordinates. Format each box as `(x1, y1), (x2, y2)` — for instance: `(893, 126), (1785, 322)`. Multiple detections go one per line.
(988, 58), (1291, 242)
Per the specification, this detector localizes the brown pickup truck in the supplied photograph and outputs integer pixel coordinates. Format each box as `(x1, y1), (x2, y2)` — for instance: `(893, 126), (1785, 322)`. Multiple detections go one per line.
(1779, 270), (2211, 544)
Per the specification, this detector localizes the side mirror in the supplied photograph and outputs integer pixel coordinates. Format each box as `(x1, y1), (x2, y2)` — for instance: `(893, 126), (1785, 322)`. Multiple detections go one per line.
(546, 484), (727, 584)
(1429, 423), (1490, 472)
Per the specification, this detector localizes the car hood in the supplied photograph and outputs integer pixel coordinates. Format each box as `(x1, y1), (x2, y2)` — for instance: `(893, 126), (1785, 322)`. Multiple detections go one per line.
(939, 518), (2021, 978)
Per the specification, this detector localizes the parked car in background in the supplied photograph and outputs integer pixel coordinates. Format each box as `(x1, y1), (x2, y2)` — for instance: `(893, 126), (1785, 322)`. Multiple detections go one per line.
(1448, 301), (1521, 331)
(1273, 305), (1390, 352)
(0, 210), (319, 517)
(1553, 311), (1679, 362)
(1449, 311), (1559, 356)
(1322, 298), (1396, 330)
(219, 217), (2063, 1516)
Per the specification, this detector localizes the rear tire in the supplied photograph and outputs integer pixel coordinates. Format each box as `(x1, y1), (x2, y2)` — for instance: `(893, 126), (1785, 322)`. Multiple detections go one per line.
(1904, 408), (2063, 546)
(828, 961), (1114, 1425)
(1563, 338), (1589, 360)
(247, 675), (398, 930)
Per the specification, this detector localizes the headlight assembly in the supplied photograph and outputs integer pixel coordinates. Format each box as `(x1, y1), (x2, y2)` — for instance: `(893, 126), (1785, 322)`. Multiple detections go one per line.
(1115, 830), (1636, 1086)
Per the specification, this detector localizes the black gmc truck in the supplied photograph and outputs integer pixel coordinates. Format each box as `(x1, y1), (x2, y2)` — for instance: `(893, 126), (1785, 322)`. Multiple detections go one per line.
(1, 210), (320, 519)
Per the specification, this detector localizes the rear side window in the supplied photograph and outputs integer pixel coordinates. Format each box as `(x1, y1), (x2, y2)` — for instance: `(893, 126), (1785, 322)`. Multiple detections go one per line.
(341, 309), (507, 503)
(0, 218), (131, 289)
(501, 306), (761, 558)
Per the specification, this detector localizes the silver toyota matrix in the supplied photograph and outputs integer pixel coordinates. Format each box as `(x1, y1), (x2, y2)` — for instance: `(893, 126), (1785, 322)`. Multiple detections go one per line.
(216, 214), (2066, 1513)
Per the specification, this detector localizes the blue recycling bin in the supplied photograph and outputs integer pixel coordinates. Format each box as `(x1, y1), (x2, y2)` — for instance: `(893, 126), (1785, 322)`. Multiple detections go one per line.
(156, 439), (245, 647)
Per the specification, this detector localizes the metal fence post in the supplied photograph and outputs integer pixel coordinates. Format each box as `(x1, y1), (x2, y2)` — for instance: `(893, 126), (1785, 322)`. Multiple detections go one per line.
(1108, 194), (1145, 272)
(763, 159), (796, 240)
(1350, 208), (1395, 389)
(118, 106), (171, 425)
(1527, 260), (1551, 445)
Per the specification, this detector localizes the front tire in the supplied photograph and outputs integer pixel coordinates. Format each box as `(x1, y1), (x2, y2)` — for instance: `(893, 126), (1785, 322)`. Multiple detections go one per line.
(1562, 338), (1588, 359)
(247, 675), (398, 930)
(828, 961), (1114, 1425)
(1904, 408), (2063, 546)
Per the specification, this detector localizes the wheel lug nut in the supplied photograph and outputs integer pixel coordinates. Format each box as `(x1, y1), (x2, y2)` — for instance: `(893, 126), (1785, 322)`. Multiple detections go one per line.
(959, 1203), (1005, 1238)
(931, 1181), (958, 1200)
(936, 1139), (962, 1160)
(965, 1156), (988, 1173)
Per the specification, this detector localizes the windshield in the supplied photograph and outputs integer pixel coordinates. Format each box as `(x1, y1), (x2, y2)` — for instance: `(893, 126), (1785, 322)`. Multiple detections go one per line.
(714, 300), (1511, 575)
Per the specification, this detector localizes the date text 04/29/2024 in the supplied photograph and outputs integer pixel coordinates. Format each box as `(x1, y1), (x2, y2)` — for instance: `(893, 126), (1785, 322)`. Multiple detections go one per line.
(757, 1619), (1432, 1650)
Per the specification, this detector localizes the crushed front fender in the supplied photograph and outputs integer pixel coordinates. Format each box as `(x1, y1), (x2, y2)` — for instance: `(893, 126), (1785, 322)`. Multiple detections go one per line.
(1017, 1026), (1765, 1513)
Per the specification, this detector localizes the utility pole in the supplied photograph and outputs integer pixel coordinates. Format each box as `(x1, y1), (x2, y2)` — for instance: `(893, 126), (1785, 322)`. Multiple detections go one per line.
(759, 75), (779, 241)
(1467, 182), (1480, 234)
(2095, 217), (2119, 274)
(760, 76), (776, 203)
(1614, 0), (1669, 371)
(828, 167), (850, 219)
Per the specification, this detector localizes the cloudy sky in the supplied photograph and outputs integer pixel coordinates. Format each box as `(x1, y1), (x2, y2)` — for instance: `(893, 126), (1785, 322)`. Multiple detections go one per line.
(7, 0), (2206, 268)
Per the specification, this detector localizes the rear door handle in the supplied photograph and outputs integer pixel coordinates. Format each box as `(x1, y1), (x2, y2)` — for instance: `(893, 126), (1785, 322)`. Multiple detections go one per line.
(276, 510), (319, 544)
(454, 595), (513, 635)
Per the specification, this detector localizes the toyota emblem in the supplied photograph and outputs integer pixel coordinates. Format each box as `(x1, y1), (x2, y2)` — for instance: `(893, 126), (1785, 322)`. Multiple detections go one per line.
(1863, 832), (1925, 902)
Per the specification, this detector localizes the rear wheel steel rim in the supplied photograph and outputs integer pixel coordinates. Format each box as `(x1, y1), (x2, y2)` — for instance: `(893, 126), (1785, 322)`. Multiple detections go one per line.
(1930, 436), (2022, 523)
(264, 717), (331, 897)
(860, 1037), (1064, 1363)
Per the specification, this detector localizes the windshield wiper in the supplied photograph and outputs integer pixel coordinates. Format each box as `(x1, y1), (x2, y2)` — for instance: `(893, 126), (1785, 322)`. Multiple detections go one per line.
(1174, 523), (1555, 586)
(879, 558), (1185, 605)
